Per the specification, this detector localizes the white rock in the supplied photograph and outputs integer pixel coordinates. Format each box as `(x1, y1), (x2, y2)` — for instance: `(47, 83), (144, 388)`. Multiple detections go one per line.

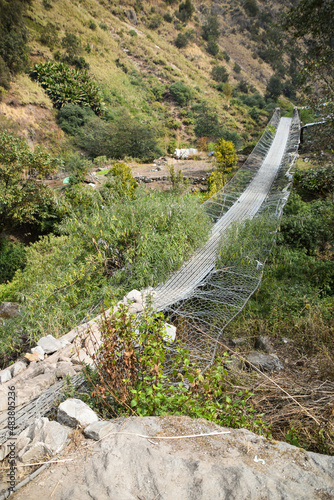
(128, 302), (144, 314)
(57, 398), (99, 429)
(0, 369), (12, 384)
(163, 323), (177, 343)
(37, 334), (62, 354)
(126, 289), (142, 304)
(56, 361), (76, 379)
(11, 360), (27, 378)
(16, 417), (69, 463)
(31, 345), (45, 361)
(84, 420), (116, 441)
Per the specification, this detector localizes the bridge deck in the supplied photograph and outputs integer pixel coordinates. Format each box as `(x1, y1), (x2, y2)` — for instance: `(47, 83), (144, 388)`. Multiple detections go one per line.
(153, 117), (292, 311)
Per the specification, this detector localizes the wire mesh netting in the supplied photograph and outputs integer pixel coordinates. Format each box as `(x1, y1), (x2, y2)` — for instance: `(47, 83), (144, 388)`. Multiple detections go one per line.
(153, 108), (301, 369)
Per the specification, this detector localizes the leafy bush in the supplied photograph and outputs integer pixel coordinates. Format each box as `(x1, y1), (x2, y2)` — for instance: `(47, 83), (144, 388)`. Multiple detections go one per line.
(0, 239), (26, 284)
(61, 32), (81, 58)
(0, 190), (210, 346)
(30, 61), (103, 114)
(102, 162), (138, 201)
(294, 165), (334, 200)
(169, 81), (192, 106)
(0, 55), (10, 90)
(202, 14), (220, 41)
(234, 63), (241, 74)
(207, 39), (219, 56)
(265, 74), (282, 101)
(57, 104), (95, 135)
(214, 139), (237, 173)
(206, 170), (224, 198)
(40, 22), (59, 49)
(175, 32), (190, 48)
(244, 0), (259, 17)
(0, 131), (65, 234)
(163, 13), (173, 23)
(176, 0), (194, 23)
(81, 304), (269, 435)
(0, 0), (30, 74)
(194, 103), (222, 138)
(148, 14), (163, 29)
(211, 65), (229, 83)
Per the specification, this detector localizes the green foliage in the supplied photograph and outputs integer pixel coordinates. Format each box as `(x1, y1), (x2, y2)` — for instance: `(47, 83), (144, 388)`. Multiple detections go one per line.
(169, 81), (192, 106)
(61, 32), (80, 58)
(294, 165), (334, 200)
(0, 55), (10, 90)
(211, 65), (229, 83)
(0, 0), (30, 74)
(40, 22), (59, 50)
(30, 61), (103, 114)
(206, 39), (219, 56)
(176, 0), (194, 24)
(233, 63), (241, 74)
(57, 104), (95, 136)
(244, 0), (259, 17)
(163, 13), (173, 23)
(102, 162), (138, 200)
(193, 102), (222, 139)
(88, 20), (97, 30)
(281, 192), (334, 258)
(214, 139), (237, 173)
(202, 14), (220, 41)
(0, 131), (64, 233)
(175, 32), (191, 49)
(206, 170), (224, 198)
(0, 238), (26, 284)
(148, 14), (163, 30)
(265, 74), (282, 101)
(83, 305), (269, 435)
(0, 190), (210, 346)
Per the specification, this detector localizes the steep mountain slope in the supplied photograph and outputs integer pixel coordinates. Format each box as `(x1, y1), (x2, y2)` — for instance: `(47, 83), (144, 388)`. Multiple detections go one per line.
(0, 0), (296, 153)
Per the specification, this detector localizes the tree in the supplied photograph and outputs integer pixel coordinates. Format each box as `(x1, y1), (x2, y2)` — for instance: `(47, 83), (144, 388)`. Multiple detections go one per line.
(265, 74), (282, 101)
(283, 0), (334, 98)
(214, 139), (237, 174)
(0, 132), (63, 233)
(211, 65), (229, 83)
(202, 14), (220, 41)
(169, 81), (192, 106)
(176, 0), (194, 24)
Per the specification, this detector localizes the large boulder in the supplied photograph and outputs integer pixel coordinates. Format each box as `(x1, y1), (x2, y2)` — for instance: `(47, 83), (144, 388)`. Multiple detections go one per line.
(246, 351), (284, 372)
(11, 416), (334, 500)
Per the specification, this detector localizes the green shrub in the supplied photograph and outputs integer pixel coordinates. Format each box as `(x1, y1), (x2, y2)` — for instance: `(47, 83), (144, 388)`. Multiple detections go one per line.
(234, 63), (241, 74)
(265, 74), (282, 101)
(0, 190), (210, 345)
(207, 38), (219, 56)
(175, 32), (189, 48)
(57, 104), (95, 135)
(99, 23), (108, 31)
(194, 102), (222, 139)
(0, 0), (30, 74)
(163, 13), (173, 23)
(211, 65), (229, 83)
(102, 162), (138, 200)
(0, 55), (10, 90)
(0, 239), (26, 284)
(148, 14), (163, 30)
(169, 81), (192, 106)
(40, 22), (58, 49)
(214, 139), (237, 173)
(176, 0), (194, 23)
(89, 20), (97, 30)
(30, 61), (103, 114)
(61, 32), (81, 58)
(202, 14), (220, 41)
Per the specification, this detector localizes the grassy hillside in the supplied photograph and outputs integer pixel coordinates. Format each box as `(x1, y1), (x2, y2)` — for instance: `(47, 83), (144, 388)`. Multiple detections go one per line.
(0, 0), (296, 154)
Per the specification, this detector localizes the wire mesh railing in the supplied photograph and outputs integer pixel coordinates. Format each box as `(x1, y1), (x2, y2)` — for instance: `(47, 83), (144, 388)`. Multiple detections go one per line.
(153, 108), (301, 369)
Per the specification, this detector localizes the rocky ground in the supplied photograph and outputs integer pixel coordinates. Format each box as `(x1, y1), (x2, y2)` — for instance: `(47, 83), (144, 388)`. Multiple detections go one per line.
(7, 414), (334, 500)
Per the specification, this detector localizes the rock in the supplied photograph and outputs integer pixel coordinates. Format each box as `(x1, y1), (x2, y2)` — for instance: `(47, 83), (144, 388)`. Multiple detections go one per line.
(56, 361), (76, 379)
(0, 302), (20, 319)
(126, 289), (142, 304)
(31, 345), (45, 361)
(255, 335), (274, 353)
(230, 337), (247, 347)
(10, 360), (27, 378)
(163, 323), (176, 343)
(57, 398), (99, 429)
(11, 416), (334, 500)
(84, 420), (116, 441)
(126, 9), (137, 24)
(0, 369), (12, 384)
(246, 352), (284, 372)
(128, 302), (144, 314)
(37, 334), (62, 354)
(25, 352), (41, 363)
(16, 417), (69, 463)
